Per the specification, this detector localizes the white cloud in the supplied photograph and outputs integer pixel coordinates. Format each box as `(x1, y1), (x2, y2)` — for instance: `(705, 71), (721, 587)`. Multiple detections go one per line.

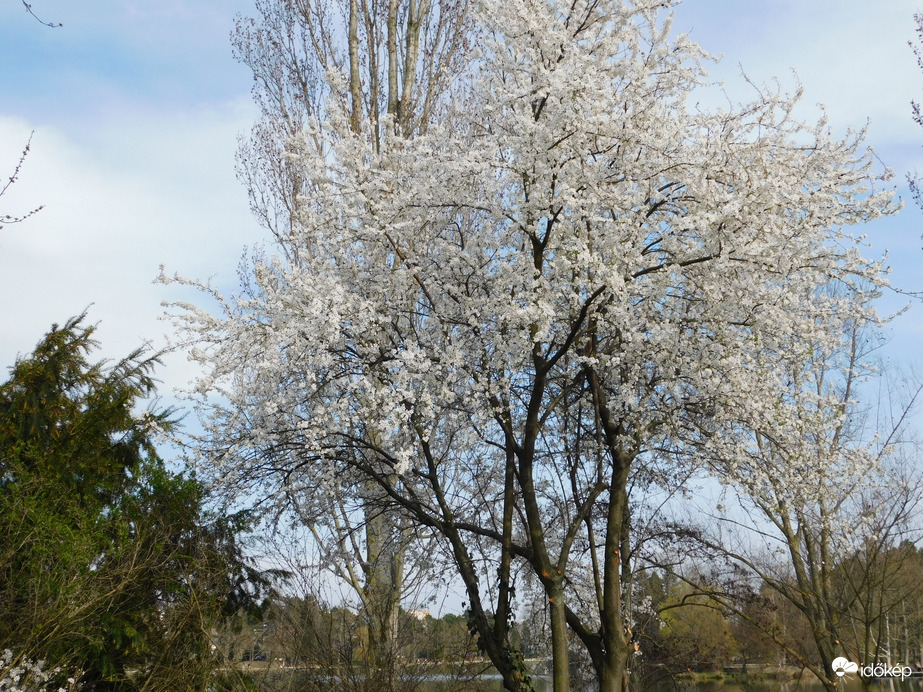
(0, 101), (265, 398)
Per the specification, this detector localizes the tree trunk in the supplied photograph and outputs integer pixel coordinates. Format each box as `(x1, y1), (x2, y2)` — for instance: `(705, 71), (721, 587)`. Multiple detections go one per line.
(364, 481), (403, 690)
(548, 581), (570, 692)
(598, 462), (631, 692)
(599, 645), (630, 692)
(347, 0), (362, 134)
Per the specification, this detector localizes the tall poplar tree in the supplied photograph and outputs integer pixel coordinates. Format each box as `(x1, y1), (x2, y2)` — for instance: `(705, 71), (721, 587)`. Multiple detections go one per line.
(228, 0), (476, 685)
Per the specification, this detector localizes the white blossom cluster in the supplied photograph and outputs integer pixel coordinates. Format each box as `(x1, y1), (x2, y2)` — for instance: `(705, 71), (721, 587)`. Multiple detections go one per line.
(0, 651), (76, 692)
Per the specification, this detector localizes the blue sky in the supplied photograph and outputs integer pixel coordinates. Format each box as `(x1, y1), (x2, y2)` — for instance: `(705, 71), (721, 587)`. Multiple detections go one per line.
(0, 0), (265, 390)
(2, 0), (922, 399)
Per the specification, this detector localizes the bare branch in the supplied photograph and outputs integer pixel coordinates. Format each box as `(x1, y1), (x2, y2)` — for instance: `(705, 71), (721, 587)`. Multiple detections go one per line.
(0, 133), (44, 230)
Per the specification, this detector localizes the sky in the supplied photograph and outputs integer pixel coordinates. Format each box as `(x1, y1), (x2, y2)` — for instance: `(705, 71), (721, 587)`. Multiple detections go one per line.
(2, 0), (923, 408)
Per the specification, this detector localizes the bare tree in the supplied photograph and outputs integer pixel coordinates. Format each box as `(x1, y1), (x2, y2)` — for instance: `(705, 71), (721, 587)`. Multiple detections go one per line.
(688, 321), (923, 690)
(232, 0), (472, 253)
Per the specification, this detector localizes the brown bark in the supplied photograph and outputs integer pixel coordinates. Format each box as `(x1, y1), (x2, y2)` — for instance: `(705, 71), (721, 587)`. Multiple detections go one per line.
(347, 0), (362, 134)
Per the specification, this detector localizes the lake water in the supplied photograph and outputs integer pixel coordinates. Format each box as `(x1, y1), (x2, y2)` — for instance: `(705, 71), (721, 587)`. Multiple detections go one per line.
(639, 676), (923, 692)
(420, 674), (923, 691)
(252, 669), (923, 691)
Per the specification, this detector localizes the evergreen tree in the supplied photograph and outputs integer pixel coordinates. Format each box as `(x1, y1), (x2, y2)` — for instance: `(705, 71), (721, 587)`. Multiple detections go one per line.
(0, 314), (270, 691)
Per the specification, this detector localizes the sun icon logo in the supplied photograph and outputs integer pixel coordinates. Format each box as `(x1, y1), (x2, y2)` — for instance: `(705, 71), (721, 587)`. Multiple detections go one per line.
(832, 657), (859, 677)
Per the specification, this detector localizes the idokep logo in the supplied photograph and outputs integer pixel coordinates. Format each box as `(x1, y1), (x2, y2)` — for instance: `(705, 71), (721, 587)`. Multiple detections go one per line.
(832, 657), (858, 677)
(831, 656), (913, 681)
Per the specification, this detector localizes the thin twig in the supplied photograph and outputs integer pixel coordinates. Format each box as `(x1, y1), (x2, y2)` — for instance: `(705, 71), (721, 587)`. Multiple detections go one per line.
(22, 1), (62, 28)
(0, 133), (44, 229)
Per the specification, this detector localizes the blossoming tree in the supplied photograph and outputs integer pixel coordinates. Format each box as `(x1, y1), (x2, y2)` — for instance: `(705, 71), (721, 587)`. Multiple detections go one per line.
(168, 0), (896, 689)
